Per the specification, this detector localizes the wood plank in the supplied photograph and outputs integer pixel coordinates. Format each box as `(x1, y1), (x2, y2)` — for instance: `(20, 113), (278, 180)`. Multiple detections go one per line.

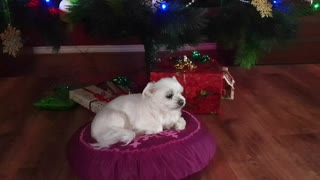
(274, 133), (320, 178)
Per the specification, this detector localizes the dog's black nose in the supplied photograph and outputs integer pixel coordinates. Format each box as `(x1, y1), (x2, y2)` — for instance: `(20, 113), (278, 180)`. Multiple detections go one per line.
(177, 99), (185, 107)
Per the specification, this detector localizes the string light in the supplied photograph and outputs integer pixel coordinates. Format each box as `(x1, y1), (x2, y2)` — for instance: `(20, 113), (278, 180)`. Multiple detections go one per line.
(59, 0), (72, 12)
(185, 0), (196, 7)
(239, 0), (250, 4)
(27, 0), (39, 7)
(271, 0), (282, 5)
(48, 7), (58, 15)
(152, 0), (197, 11)
(160, 2), (167, 10)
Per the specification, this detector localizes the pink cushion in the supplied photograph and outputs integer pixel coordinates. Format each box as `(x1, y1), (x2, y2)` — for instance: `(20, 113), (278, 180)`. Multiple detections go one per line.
(67, 110), (216, 180)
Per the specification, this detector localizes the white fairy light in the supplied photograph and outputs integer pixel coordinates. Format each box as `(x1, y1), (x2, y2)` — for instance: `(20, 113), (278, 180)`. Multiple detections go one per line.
(59, 0), (72, 12)
(186, 0), (196, 7)
(239, 0), (250, 3)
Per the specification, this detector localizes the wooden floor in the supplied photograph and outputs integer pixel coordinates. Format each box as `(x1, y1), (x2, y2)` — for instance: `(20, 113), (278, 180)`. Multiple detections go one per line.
(0, 64), (320, 180)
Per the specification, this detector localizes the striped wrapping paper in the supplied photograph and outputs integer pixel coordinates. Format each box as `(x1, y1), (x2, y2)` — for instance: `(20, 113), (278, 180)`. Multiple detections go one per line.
(69, 82), (130, 113)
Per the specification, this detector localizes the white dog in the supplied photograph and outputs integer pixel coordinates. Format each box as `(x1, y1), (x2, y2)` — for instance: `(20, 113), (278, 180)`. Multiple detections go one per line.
(91, 76), (186, 148)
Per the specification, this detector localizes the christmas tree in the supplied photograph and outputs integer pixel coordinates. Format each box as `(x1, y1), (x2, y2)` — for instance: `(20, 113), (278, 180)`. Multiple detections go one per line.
(0, 0), (317, 68)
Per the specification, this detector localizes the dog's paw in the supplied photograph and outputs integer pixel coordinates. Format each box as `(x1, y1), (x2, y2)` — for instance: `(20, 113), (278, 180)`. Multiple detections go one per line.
(175, 117), (186, 131)
(145, 128), (163, 135)
(143, 125), (163, 135)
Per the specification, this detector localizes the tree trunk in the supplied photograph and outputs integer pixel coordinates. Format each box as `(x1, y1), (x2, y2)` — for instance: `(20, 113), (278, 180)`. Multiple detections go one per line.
(143, 38), (157, 80)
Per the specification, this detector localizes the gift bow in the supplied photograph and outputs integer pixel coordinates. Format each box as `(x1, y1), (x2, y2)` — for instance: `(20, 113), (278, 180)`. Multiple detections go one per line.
(82, 88), (113, 111)
(175, 55), (197, 71)
(93, 91), (112, 102)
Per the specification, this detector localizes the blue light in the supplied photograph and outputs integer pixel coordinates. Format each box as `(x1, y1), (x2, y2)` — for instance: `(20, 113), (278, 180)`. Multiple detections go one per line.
(160, 3), (167, 10)
(273, 0), (277, 3)
(45, 0), (50, 2)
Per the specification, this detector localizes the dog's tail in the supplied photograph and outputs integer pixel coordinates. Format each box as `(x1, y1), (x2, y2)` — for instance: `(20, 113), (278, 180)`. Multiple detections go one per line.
(91, 127), (136, 149)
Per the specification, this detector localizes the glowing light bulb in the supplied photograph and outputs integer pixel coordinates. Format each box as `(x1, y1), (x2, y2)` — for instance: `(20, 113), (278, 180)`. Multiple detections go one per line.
(59, 0), (72, 12)
(161, 3), (167, 10)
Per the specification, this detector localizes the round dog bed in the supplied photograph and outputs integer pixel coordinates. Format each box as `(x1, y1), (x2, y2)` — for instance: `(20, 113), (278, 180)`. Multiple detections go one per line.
(67, 111), (216, 180)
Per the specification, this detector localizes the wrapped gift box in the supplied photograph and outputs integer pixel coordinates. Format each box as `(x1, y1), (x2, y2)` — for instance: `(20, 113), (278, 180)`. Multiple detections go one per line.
(69, 82), (130, 113)
(222, 67), (235, 100)
(150, 60), (224, 114)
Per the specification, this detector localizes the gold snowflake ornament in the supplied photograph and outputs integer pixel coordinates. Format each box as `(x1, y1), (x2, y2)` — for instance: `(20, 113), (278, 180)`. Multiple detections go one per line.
(0, 24), (23, 57)
(251, 0), (273, 18)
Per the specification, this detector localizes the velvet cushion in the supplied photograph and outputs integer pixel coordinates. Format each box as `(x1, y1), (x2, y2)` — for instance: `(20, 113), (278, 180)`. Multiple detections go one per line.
(67, 111), (216, 180)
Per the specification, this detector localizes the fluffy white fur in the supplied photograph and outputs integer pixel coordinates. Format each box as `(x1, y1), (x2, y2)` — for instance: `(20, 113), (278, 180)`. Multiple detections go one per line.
(91, 76), (186, 148)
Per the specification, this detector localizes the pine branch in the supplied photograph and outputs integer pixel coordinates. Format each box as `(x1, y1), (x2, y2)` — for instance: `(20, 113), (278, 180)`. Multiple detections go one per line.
(206, 0), (314, 68)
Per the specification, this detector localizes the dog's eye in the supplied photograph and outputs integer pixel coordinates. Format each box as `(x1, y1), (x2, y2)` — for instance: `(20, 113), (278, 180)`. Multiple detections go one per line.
(166, 93), (173, 99)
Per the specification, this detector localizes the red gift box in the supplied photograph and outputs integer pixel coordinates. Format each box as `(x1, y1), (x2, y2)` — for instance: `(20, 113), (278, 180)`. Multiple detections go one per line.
(150, 61), (224, 114)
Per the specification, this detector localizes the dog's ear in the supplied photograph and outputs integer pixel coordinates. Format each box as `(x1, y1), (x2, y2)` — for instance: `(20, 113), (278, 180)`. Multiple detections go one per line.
(142, 82), (155, 98)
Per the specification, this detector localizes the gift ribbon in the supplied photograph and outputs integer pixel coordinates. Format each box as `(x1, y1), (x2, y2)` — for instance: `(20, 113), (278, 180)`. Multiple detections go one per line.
(99, 81), (130, 96)
(83, 88), (112, 111)
(105, 82), (129, 95)
(112, 76), (130, 88)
